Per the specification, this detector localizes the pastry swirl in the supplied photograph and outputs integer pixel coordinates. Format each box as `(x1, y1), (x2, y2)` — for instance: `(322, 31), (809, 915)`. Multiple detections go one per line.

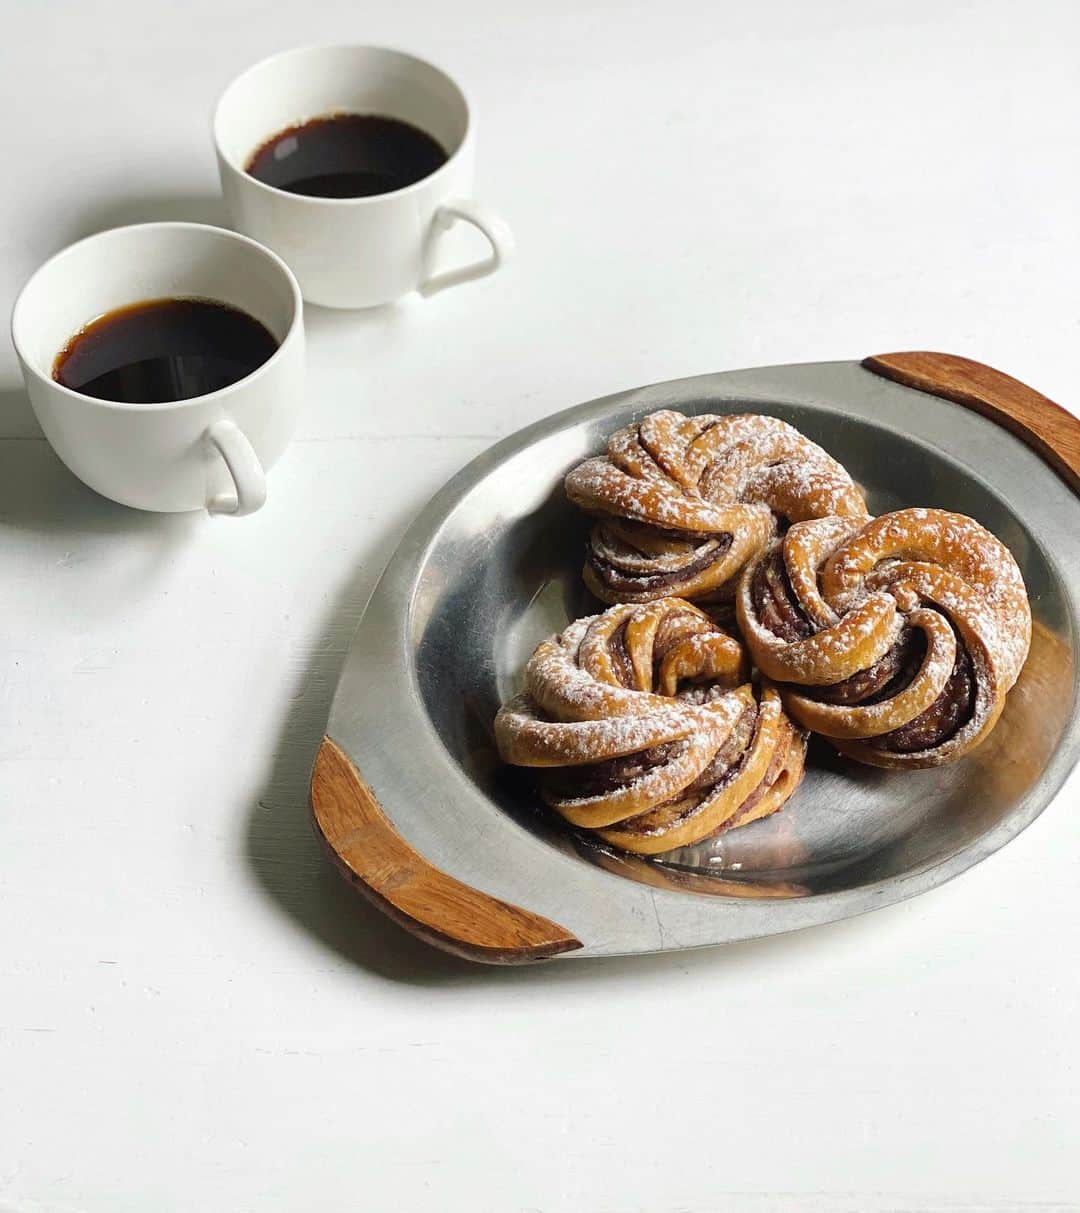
(736, 508), (1031, 768)
(494, 598), (807, 853)
(565, 410), (869, 605)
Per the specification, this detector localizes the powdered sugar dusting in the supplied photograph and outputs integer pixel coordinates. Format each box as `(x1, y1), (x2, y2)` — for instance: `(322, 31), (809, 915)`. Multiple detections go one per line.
(494, 597), (805, 851)
(564, 411), (870, 605)
(738, 507), (1032, 764)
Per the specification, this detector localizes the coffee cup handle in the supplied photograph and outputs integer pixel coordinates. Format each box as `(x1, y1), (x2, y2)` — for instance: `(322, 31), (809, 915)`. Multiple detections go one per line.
(205, 418), (267, 516)
(419, 200), (514, 296)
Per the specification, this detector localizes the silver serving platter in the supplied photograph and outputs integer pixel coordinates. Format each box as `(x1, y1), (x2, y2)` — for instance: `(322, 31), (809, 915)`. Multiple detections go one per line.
(320, 359), (1080, 960)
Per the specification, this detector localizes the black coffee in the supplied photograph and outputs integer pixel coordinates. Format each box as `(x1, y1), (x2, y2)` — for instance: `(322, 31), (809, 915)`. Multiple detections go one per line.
(245, 113), (448, 198)
(53, 298), (278, 404)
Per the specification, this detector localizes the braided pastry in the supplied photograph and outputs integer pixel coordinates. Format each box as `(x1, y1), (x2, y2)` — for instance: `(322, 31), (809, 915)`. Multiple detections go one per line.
(565, 410), (869, 605)
(736, 508), (1031, 768)
(494, 598), (807, 854)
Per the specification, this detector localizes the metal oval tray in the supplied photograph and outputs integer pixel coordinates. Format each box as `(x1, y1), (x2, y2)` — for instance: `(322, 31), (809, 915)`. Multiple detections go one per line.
(311, 352), (1080, 963)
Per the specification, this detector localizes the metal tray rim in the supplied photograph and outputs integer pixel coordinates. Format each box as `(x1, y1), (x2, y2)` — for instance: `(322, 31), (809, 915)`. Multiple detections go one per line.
(320, 358), (1080, 960)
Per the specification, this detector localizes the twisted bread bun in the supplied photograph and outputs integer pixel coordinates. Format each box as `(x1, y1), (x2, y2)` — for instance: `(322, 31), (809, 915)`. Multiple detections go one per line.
(565, 410), (869, 605)
(736, 508), (1031, 768)
(495, 598), (806, 854)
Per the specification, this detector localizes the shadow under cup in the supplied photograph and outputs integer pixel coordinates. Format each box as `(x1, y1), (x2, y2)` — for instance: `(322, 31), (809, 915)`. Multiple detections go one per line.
(11, 222), (304, 514)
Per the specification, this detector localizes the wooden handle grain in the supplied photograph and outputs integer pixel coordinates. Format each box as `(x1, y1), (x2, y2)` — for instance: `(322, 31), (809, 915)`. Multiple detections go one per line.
(310, 737), (582, 964)
(863, 351), (1080, 495)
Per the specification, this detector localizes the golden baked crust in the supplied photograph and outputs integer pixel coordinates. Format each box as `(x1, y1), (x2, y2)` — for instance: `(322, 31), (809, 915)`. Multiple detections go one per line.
(565, 410), (869, 605)
(494, 598), (806, 854)
(736, 508), (1032, 768)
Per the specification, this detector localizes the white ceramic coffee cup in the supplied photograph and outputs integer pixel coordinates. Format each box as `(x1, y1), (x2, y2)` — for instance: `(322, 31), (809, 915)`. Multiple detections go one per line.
(213, 45), (514, 309)
(11, 222), (304, 516)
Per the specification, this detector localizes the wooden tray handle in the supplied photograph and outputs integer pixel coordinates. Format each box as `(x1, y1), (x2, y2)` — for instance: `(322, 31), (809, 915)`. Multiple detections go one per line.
(863, 352), (1080, 496)
(310, 737), (582, 964)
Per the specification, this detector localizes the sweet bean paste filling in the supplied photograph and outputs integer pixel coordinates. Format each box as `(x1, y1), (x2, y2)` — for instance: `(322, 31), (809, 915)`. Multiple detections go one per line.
(750, 550), (813, 642)
(548, 698), (760, 812)
(807, 628), (926, 707)
(604, 618), (719, 693)
(753, 554), (976, 752)
(607, 627), (636, 687)
(873, 638), (973, 753)
(724, 725), (791, 829)
(605, 620), (666, 690)
(587, 525), (734, 591)
(623, 702), (791, 839)
(685, 700), (757, 792)
(547, 741), (684, 800)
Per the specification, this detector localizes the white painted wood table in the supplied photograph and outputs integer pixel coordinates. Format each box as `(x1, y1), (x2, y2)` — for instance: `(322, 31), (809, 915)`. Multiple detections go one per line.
(2, 2), (1078, 1209)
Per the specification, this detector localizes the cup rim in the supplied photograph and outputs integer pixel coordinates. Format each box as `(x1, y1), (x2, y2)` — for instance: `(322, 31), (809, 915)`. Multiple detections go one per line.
(211, 43), (473, 207)
(10, 221), (304, 413)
